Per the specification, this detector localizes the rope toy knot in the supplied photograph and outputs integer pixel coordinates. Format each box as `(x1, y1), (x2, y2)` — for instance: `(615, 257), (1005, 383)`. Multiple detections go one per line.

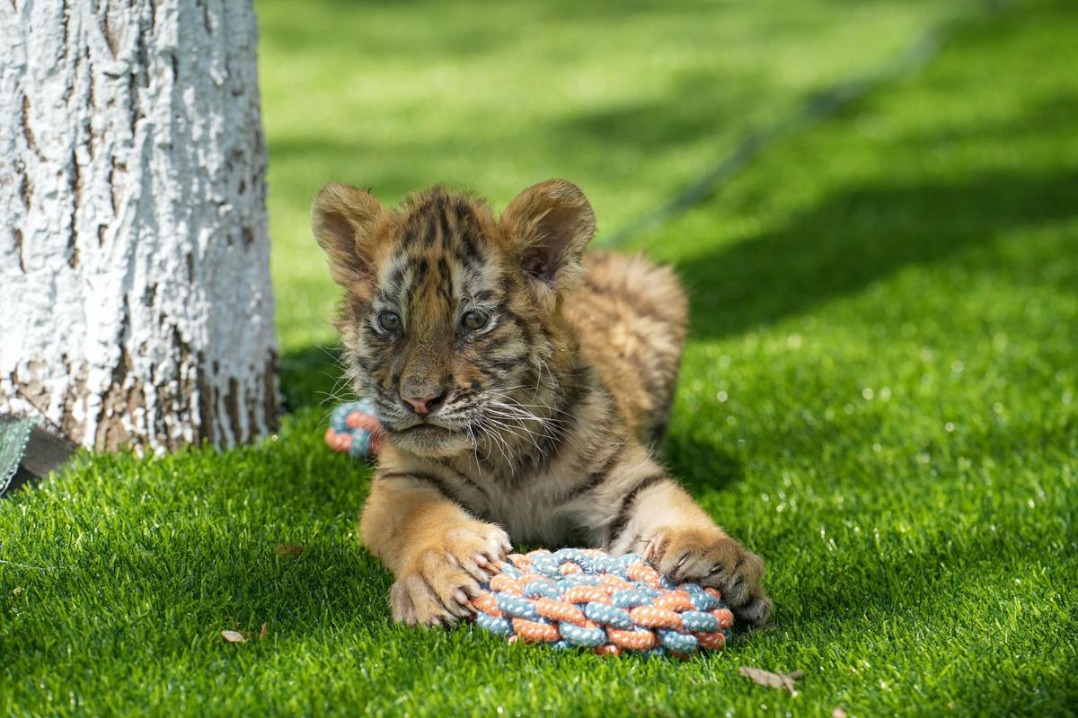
(472, 548), (734, 656)
(326, 400), (384, 458)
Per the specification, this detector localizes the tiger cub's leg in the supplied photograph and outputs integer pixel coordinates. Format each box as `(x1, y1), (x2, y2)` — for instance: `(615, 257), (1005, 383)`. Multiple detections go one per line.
(594, 459), (772, 625)
(360, 476), (510, 626)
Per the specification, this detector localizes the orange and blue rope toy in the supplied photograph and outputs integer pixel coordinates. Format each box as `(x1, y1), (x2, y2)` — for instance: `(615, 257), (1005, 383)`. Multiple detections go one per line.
(326, 399), (384, 459)
(471, 548), (734, 656)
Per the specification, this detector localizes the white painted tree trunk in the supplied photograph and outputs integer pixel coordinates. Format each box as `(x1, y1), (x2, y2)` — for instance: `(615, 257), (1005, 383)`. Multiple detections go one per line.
(0, 0), (278, 453)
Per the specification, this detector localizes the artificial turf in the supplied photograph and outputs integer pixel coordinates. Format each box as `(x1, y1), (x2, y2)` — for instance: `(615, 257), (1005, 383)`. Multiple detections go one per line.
(2, 0), (1075, 715)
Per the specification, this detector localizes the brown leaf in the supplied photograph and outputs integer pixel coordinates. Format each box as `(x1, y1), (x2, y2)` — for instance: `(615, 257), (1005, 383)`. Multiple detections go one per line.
(276, 544), (305, 558)
(738, 666), (804, 693)
(258, 622), (268, 639)
(221, 630), (247, 643)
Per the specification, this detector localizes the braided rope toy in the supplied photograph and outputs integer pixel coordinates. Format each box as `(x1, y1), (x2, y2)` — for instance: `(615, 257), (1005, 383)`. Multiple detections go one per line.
(326, 399), (384, 459)
(472, 548), (734, 656)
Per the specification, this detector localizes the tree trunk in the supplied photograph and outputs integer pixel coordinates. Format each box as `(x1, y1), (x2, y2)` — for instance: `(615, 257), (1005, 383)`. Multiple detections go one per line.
(0, 0), (278, 454)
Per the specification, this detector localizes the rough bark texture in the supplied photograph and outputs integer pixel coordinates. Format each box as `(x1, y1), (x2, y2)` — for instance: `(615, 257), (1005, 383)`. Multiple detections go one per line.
(0, 0), (278, 453)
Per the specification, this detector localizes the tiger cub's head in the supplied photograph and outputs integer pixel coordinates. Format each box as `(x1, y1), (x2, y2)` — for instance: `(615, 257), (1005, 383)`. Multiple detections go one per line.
(312, 179), (595, 458)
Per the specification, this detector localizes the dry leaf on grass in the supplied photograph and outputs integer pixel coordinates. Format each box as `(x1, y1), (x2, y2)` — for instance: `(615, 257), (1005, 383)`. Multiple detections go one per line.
(221, 630), (247, 643)
(738, 666), (804, 693)
(832, 708), (848, 718)
(276, 544), (304, 558)
(259, 622), (268, 639)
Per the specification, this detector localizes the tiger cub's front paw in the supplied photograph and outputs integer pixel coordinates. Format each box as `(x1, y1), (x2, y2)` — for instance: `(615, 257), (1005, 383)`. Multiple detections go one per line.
(390, 522), (511, 627)
(644, 527), (772, 626)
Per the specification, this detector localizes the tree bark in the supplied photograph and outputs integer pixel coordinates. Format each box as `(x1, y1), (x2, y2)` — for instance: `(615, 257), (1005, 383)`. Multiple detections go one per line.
(0, 0), (278, 453)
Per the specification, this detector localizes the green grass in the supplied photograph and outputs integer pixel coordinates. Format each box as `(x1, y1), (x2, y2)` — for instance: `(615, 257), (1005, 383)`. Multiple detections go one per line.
(2, 0), (1077, 715)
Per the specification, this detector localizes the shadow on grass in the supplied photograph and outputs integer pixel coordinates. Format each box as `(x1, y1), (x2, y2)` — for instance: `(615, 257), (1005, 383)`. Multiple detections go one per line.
(664, 432), (745, 497)
(546, 66), (768, 158)
(673, 167), (1078, 340)
(278, 343), (346, 414)
(904, 92), (1078, 150)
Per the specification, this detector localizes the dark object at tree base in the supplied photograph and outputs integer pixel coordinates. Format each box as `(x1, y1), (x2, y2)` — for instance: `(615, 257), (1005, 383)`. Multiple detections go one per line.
(0, 417), (76, 497)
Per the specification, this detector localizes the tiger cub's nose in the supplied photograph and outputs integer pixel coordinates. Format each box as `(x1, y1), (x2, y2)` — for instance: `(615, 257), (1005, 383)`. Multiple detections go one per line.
(401, 392), (446, 416)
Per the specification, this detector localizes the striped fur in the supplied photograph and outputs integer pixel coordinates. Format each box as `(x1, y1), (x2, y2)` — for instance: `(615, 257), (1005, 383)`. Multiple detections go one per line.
(313, 179), (771, 627)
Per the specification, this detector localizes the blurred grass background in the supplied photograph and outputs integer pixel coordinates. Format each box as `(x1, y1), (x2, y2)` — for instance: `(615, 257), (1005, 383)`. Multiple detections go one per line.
(1, 0), (1076, 715)
(262, 0), (966, 359)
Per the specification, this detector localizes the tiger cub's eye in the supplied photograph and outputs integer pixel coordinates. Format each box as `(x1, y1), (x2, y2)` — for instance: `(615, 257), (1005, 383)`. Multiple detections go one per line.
(461, 310), (490, 331)
(377, 310), (401, 332)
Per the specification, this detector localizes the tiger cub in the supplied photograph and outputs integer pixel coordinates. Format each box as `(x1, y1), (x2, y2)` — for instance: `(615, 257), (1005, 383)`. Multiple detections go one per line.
(312, 179), (772, 626)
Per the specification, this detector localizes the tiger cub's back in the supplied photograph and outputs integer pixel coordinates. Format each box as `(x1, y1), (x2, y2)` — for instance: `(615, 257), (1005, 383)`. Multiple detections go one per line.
(566, 251), (689, 450)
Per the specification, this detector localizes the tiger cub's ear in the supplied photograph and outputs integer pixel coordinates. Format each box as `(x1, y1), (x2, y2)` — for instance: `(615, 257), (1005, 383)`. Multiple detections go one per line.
(312, 183), (388, 288)
(501, 179), (596, 293)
